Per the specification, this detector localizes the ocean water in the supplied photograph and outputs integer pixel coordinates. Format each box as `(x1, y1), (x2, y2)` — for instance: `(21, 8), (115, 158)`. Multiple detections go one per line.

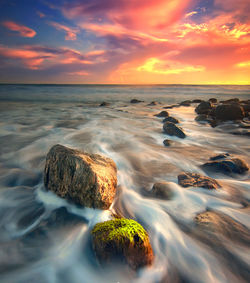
(0, 84), (249, 283)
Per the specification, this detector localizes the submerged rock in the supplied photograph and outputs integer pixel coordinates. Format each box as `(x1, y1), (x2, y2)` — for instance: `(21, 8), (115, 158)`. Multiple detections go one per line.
(194, 211), (250, 243)
(44, 144), (117, 209)
(99, 102), (110, 107)
(163, 116), (179, 124)
(180, 100), (191, 106)
(150, 182), (174, 199)
(154, 111), (169, 117)
(163, 139), (172, 146)
(178, 172), (220, 190)
(195, 114), (209, 123)
(163, 122), (186, 138)
(147, 101), (157, 106)
(202, 157), (249, 175)
(130, 99), (144, 104)
(91, 218), (154, 269)
(192, 99), (203, 103)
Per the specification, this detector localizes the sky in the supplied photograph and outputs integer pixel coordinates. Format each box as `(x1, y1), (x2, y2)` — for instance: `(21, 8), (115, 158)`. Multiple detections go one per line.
(0, 0), (249, 84)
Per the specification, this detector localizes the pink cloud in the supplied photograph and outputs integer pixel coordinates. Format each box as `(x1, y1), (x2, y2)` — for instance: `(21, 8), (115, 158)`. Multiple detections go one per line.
(49, 21), (79, 40)
(63, 0), (192, 32)
(2, 21), (36, 38)
(0, 45), (106, 70)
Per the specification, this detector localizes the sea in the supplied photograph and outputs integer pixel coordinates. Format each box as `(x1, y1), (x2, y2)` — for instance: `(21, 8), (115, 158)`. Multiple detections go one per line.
(0, 84), (249, 283)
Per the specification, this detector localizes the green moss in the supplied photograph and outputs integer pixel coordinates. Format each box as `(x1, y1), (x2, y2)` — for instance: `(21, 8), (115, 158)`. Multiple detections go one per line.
(91, 218), (149, 245)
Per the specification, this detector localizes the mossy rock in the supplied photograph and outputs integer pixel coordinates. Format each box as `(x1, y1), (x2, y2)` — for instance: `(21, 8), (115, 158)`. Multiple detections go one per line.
(91, 218), (154, 269)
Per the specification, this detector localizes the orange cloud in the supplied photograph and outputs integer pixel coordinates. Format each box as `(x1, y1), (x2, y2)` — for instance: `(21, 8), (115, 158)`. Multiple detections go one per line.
(2, 21), (36, 38)
(49, 21), (79, 40)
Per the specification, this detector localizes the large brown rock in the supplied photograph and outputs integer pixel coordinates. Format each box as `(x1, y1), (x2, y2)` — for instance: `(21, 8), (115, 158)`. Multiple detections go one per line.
(178, 172), (220, 190)
(213, 104), (245, 121)
(44, 144), (117, 209)
(92, 218), (154, 269)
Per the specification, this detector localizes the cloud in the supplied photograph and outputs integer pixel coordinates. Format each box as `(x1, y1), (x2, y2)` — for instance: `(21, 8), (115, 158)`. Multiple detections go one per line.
(0, 44), (108, 71)
(62, 0), (192, 32)
(2, 21), (36, 38)
(48, 21), (79, 40)
(137, 57), (205, 74)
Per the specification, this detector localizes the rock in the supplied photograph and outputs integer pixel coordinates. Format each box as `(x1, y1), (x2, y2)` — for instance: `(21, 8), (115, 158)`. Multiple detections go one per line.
(194, 211), (250, 243)
(163, 139), (172, 146)
(195, 101), (213, 115)
(91, 218), (154, 269)
(130, 99), (144, 104)
(202, 157), (249, 175)
(180, 100), (191, 106)
(192, 99), (203, 103)
(154, 111), (169, 117)
(195, 114), (209, 123)
(220, 98), (240, 104)
(150, 182), (174, 199)
(209, 98), (217, 103)
(147, 101), (157, 106)
(99, 102), (110, 107)
(178, 172), (220, 190)
(213, 104), (245, 121)
(163, 122), (186, 139)
(44, 144), (117, 209)
(210, 153), (230, 161)
(163, 116), (179, 124)
(163, 104), (179, 109)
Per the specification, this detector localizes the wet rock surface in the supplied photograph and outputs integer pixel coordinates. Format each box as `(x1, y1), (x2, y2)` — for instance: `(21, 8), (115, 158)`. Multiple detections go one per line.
(195, 101), (213, 115)
(163, 122), (186, 138)
(91, 218), (154, 270)
(154, 111), (169, 117)
(202, 154), (249, 176)
(44, 144), (117, 209)
(178, 172), (220, 190)
(149, 182), (174, 200)
(163, 116), (179, 124)
(194, 210), (250, 244)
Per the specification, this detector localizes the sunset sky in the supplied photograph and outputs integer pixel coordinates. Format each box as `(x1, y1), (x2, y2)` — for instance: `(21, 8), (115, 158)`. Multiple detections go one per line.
(0, 0), (249, 84)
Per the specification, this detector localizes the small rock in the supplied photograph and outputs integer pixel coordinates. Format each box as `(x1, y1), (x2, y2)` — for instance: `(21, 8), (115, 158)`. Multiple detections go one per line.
(163, 116), (179, 124)
(154, 111), (169, 117)
(195, 101), (213, 115)
(150, 182), (174, 199)
(178, 172), (220, 190)
(147, 101), (157, 106)
(130, 99), (144, 104)
(180, 100), (191, 106)
(163, 104), (179, 109)
(209, 98), (217, 103)
(91, 218), (154, 270)
(99, 102), (110, 107)
(213, 104), (245, 121)
(163, 122), (186, 139)
(163, 139), (172, 146)
(44, 144), (117, 209)
(202, 157), (249, 175)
